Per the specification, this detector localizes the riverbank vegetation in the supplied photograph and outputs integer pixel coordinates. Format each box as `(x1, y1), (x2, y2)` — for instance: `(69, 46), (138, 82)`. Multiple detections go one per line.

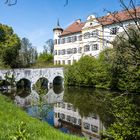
(65, 27), (140, 93)
(0, 94), (85, 140)
(64, 87), (140, 140)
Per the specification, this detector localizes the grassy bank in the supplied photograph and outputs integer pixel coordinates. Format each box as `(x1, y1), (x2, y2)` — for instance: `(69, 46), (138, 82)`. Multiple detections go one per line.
(0, 95), (85, 140)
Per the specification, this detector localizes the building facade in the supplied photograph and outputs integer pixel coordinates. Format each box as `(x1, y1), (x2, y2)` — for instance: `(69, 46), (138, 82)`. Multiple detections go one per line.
(53, 7), (140, 65)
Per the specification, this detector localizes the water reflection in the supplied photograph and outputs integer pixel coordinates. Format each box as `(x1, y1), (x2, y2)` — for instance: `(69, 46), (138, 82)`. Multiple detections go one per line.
(1, 86), (107, 140)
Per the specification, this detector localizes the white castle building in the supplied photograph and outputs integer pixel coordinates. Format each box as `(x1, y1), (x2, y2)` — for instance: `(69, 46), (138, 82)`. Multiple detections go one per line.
(53, 7), (140, 65)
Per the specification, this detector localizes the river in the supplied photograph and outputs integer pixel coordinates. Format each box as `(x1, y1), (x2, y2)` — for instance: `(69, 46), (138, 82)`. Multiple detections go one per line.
(1, 85), (139, 140)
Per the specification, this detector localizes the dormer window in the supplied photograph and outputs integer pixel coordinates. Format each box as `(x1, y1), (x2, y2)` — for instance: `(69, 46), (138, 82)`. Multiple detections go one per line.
(110, 27), (119, 35)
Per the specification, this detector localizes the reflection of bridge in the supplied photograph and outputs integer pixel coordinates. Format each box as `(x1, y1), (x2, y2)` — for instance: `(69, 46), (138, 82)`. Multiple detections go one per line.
(0, 67), (64, 89)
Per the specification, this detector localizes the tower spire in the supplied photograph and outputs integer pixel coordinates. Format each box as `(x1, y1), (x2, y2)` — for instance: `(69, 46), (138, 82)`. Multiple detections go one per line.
(57, 18), (60, 26)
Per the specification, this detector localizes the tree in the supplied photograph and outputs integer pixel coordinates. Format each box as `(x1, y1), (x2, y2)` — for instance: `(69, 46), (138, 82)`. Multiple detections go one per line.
(19, 37), (37, 67)
(0, 23), (21, 68)
(45, 39), (54, 54)
(109, 26), (140, 93)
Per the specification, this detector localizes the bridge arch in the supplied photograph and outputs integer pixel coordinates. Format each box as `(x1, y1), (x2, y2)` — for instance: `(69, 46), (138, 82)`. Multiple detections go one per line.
(53, 76), (64, 86)
(16, 78), (31, 89)
(53, 76), (64, 94)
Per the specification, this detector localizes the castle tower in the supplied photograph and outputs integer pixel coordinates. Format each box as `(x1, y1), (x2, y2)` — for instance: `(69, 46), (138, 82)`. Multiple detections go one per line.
(53, 19), (63, 44)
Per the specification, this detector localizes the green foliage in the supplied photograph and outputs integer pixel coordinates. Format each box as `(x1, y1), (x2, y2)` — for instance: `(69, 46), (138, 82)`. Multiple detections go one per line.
(102, 94), (140, 140)
(36, 52), (53, 66)
(19, 38), (38, 68)
(65, 54), (111, 88)
(0, 24), (21, 68)
(65, 27), (140, 93)
(0, 94), (85, 140)
(9, 121), (30, 140)
(110, 27), (140, 92)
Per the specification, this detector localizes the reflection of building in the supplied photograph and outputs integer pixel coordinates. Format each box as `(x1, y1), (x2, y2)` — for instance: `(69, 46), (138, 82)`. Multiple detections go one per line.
(54, 102), (105, 140)
(53, 8), (140, 65)
(42, 89), (64, 104)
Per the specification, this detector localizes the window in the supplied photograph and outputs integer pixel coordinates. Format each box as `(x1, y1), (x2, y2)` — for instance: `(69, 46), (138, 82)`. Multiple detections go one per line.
(110, 27), (119, 35)
(61, 103), (65, 108)
(58, 60), (61, 65)
(61, 49), (66, 55)
(58, 50), (61, 55)
(78, 47), (82, 53)
(67, 48), (72, 54)
(67, 37), (72, 43)
(72, 36), (77, 42)
(54, 39), (57, 45)
(55, 113), (57, 118)
(61, 38), (65, 44)
(84, 45), (90, 52)
(90, 22), (92, 26)
(78, 35), (82, 41)
(58, 39), (60, 44)
(83, 123), (90, 130)
(68, 60), (71, 65)
(62, 60), (65, 65)
(91, 29), (99, 37)
(54, 50), (57, 55)
(78, 119), (81, 125)
(73, 48), (77, 54)
(70, 117), (77, 124)
(60, 113), (65, 120)
(92, 44), (99, 51)
(91, 125), (98, 133)
(84, 32), (90, 39)
(66, 115), (71, 122)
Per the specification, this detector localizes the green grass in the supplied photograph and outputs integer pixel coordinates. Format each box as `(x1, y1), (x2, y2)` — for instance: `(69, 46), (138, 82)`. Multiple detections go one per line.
(0, 95), (85, 140)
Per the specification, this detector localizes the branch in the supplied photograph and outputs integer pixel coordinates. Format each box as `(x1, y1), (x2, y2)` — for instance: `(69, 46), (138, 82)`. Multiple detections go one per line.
(5, 0), (17, 6)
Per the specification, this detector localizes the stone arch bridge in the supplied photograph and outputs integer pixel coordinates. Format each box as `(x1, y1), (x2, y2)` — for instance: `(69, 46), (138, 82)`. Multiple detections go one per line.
(0, 67), (64, 89)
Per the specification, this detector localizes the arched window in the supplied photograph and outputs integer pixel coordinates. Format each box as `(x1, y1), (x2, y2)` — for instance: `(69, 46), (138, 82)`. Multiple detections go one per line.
(84, 32), (90, 39)
(84, 45), (90, 52)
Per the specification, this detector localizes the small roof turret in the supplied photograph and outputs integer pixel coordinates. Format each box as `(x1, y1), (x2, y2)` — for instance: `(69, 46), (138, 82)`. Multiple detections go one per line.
(53, 19), (63, 32)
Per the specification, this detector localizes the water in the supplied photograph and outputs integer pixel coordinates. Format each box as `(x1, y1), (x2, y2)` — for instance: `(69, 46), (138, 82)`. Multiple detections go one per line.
(8, 86), (110, 140)
(1, 86), (138, 140)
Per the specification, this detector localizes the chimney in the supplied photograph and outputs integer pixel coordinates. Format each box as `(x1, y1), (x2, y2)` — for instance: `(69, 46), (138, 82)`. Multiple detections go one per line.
(76, 19), (81, 24)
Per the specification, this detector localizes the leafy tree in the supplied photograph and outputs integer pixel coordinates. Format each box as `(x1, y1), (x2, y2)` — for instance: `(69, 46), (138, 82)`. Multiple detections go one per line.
(110, 27), (140, 93)
(45, 39), (54, 54)
(65, 53), (112, 88)
(0, 23), (21, 68)
(19, 38), (37, 67)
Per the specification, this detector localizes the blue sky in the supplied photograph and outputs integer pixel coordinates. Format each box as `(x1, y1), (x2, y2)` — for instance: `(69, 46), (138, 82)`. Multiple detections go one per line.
(0, 0), (132, 52)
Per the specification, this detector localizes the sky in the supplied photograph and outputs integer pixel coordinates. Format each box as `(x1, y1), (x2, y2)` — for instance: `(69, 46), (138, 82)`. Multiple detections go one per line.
(0, 0), (133, 52)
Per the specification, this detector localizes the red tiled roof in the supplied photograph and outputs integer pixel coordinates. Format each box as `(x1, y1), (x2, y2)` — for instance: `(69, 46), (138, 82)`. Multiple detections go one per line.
(98, 7), (140, 25)
(61, 22), (85, 36)
(60, 7), (140, 36)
